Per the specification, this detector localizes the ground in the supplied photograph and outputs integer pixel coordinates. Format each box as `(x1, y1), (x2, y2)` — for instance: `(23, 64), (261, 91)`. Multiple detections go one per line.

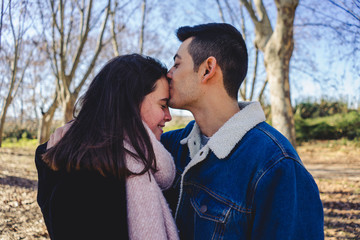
(0, 141), (359, 239)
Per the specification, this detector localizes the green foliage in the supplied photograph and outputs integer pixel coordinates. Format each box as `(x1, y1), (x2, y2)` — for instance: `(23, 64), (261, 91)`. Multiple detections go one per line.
(163, 116), (193, 133)
(2, 120), (38, 140)
(163, 124), (187, 132)
(295, 110), (360, 143)
(294, 99), (348, 119)
(2, 138), (38, 148)
(1, 100), (358, 146)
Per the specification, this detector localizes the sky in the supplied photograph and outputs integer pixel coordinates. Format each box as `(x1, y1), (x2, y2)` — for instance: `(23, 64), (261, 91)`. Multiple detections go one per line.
(1, 0), (359, 120)
(163, 0), (360, 116)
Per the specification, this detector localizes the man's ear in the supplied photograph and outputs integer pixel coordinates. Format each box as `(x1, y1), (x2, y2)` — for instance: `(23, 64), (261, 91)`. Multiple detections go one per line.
(201, 56), (217, 83)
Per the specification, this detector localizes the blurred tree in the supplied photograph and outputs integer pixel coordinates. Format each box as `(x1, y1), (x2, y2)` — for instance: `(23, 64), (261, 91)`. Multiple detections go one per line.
(239, 0), (298, 147)
(36, 0), (111, 143)
(0, 0), (4, 50)
(215, 0), (267, 103)
(0, 0), (33, 147)
(139, 0), (147, 54)
(295, 0), (360, 105)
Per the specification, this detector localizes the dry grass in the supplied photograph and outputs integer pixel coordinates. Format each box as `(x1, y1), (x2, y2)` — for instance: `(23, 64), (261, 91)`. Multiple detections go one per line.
(298, 141), (360, 239)
(0, 147), (48, 239)
(0, 140), (359, 239)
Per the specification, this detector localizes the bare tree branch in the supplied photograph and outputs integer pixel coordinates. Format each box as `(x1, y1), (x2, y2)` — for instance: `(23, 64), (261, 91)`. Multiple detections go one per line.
(0, 0), (32, 147)
(139, 0), (146, 54)
(49, 0), (61, 32)
(299, 4), (360, 30)
(0, 0), (5, 50)
(74, 0), (111, 95)
(257, 77), (268, 102)
(249, 48), (259, 101)
(224, 0), (240, 26)
(64, 1), (76, 58)
(69, 0), (93, 81)
(328, 0), (360, 22)
(109, 0), (133, 55)
(215, 0), (226, 22)
(239, 0), (259, 24)
(110, 0), (120, 56)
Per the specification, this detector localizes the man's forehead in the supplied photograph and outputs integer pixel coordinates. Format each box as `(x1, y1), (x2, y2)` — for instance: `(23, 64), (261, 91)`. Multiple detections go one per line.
(173, 39), (190, 60)
(173, 45), (184, 60)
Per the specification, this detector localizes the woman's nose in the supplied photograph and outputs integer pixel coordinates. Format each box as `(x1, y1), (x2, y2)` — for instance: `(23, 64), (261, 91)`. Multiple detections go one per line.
(164, 108), (172, 122)
(167, 69), (173, 79)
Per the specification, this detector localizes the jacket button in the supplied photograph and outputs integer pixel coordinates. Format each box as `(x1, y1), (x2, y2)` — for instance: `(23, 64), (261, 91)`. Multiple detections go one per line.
(200, 205), (207, 213)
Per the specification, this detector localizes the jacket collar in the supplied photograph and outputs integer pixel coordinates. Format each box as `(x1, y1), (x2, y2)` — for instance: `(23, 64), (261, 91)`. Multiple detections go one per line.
(180, 101), (266, 159)
(175, 101), (266, 218)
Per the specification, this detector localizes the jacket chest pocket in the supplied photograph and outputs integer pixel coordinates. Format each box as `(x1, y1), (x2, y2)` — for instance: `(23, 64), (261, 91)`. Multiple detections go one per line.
(189, 186), (232, 239)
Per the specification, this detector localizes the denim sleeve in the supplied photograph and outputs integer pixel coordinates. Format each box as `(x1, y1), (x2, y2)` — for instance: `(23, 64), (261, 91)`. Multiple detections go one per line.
(251, 158), (324, 240)
(160, 131), (172, 152)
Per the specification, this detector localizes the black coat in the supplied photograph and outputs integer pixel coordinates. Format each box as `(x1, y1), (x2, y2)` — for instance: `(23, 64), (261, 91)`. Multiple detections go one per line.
(35, 143), (129, 240)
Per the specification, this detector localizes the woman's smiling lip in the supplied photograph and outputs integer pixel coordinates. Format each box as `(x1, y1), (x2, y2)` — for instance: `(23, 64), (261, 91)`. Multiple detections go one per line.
(158, 124), (165, 131)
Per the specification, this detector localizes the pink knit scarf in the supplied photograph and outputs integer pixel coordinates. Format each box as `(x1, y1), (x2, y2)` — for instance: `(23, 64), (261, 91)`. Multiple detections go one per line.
(125, 124), (179, 240)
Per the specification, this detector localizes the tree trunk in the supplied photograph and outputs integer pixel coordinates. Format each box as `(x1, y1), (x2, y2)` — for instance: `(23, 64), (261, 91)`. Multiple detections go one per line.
(241, 0), (298, 147)
(264, 0), (298, 147)
(52, 0), (110, 124)
(0, 97), (12, 147)
(62, 94), (77, 123)
(139, 0), (146, 54)
(38, 97), (58, 144)
(38, 110), (56, 144)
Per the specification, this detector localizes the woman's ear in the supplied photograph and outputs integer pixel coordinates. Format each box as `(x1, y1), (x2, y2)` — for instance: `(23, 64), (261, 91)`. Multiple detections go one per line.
(201, 56), (217, 83)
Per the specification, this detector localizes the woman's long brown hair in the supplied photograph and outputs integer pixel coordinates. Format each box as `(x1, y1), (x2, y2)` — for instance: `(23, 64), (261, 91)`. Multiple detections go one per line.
(42, 54), (168, 179)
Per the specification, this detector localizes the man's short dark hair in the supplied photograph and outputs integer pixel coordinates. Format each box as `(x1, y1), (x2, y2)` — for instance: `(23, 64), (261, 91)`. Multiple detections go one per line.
(176, 23), (248, 99)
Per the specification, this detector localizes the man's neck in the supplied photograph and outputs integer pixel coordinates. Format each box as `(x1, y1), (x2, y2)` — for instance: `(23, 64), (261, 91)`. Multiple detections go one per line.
(190, 99), (240, 137)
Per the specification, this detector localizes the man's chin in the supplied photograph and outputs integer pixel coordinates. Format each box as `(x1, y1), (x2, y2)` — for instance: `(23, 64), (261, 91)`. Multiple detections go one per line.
(169, 99), (188, 110)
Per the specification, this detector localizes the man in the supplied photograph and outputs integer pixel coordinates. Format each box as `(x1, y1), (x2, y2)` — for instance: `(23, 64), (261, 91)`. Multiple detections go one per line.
(161, 23), (324, 239)
(46, 23), (324, 239)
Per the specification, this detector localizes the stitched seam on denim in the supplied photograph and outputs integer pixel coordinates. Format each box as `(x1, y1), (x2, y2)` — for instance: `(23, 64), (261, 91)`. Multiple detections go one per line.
(211, 221), (220, 240)
(187, 182), (250, 213)
(217, 222), (224, 240)
(218, 209), (230, 239)
(190, 195), (231, 223)
(185, 182), (251, 213)
(293, 159), (319, 191)
(219, 220), (227, 240)
(251, 156), (306, 210)
(190, 198), (225, 222)
(250, 157), (286, 208)
(172, 171), (182, 189)
(255, 125), (288, 157)
(175, 168), (183, 175)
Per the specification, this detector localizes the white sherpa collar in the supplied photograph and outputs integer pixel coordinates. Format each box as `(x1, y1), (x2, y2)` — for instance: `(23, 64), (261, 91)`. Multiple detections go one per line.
(180, 101), (266, 159)
(175, 101), (266, 218)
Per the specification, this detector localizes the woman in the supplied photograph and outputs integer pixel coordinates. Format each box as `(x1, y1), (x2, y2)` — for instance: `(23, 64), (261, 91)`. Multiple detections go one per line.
(35, 54), (179, 240)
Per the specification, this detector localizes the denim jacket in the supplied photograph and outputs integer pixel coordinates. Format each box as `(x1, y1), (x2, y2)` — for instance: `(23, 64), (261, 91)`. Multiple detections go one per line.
(161, 102), (324, 240)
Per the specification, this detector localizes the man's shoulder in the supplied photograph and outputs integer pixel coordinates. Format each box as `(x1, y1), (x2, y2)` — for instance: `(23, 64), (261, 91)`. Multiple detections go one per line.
(161, 120), (195, 147)
(245, 121), (300, 161)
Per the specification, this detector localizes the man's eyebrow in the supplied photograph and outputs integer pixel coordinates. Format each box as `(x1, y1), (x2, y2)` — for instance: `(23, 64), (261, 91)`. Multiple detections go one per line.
(173, 54), (181, 61)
